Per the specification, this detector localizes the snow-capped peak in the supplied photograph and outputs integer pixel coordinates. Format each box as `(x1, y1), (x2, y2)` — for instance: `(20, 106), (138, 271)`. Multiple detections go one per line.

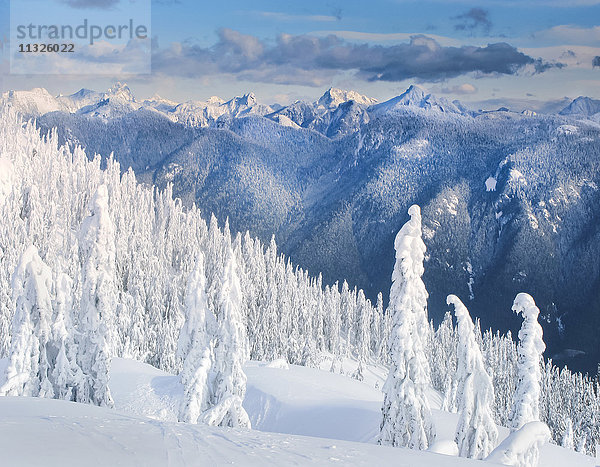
(70, 88), (97, 100)
(75, 82), (140, 120)
(397, 84), (429, 106)
(1, 87), (64, 116)
(220, 92), (272, 119)
(240, 92), (257, 107)
(559, 96), (600, 117)
(371, 84), (462, 115)
(166, 92), (273, 127)
(104, 82), (135, 103)
(57, 88), (104, 112)
(316, 88), (378, 109)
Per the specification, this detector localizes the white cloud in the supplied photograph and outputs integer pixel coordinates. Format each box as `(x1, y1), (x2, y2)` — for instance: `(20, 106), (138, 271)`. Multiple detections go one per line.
(254, 11), (339, 22)
(531, 25), (600, 46)
(312, 30), (463, 47)
(435, 83), (478, 95)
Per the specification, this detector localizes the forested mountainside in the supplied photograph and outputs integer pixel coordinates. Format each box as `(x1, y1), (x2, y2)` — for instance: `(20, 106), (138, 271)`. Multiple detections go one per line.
(4, 83), (600, 374)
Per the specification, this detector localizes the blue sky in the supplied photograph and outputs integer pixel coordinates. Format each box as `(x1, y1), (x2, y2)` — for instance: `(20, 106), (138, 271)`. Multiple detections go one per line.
(1, 0), (599, 110)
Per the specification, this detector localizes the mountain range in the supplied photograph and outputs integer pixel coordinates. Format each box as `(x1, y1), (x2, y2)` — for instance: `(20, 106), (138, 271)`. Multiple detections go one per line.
(2, 82), (599, 374)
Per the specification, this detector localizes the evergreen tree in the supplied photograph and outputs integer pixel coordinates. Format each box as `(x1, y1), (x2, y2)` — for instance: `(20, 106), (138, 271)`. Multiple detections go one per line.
(353, 290), (371, 381)
(202, 249), (251, 428)
(178, 252), (216, 424)
(50, 272), (80, 400)
(76, 185), (115, 407)
(380, 205), (435, 449)
(510, 293), (545, 431)
(326, 283), (342, 373)
(0, 246), (53, 397)
(561, 418), (574, 450)
(371, 292), (383, 360)
(448, 294), (498, 459)
(433, 311), (457, 407)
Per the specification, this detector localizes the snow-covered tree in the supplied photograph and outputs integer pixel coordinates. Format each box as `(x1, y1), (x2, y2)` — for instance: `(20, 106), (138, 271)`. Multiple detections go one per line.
(576, 433), (587, 453)
(326, 283), (342, 373)
(561, 418), (574, 450)
(380, 205), (435, 449)
(352, 290), (371, 381)
(432, 311), (458, 411)
(76, 184), (115, 407)
(510, 293), (545, 431)
(0, 245), (53, 397)
(0, 263), (12, 358)
(50, 272), (80, 400)
(202, 249), (251, 428)
(178, 252), (216, 424)
(371, 292), (383, 359)
(447, 294), (498, 459)
(340, 280), (354, 358)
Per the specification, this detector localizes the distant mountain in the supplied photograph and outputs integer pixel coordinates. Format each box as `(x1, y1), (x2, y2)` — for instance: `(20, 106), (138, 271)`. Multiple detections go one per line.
(4, 83), (600, 374)
(75, 82), (141, 120)
(57, 88), (103, 112)
(1, 83), (142, 121)
(263, 88), (378, 139)
(316, 87), (378, 109)
(370, 85), (464, 115)
(141, 95), (179, 113)
(559, 96), (600, 117)
(2, 88), (66, 115)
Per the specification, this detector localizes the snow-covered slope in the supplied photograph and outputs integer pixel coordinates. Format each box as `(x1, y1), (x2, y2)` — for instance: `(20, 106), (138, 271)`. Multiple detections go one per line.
(244, 361), (382, 442)
(0, 397), (488, 467)
(0, 359), (595, 467)
(1, 358), (594, 466)
(109, 359), (596, 466)
(108, 358), (386, 441)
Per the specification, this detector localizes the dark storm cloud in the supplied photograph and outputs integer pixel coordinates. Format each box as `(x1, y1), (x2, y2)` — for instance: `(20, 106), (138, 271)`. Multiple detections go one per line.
(152, 29), (562, 86)
(533, 59), (565, 73)
(453, 8), (492, 34)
